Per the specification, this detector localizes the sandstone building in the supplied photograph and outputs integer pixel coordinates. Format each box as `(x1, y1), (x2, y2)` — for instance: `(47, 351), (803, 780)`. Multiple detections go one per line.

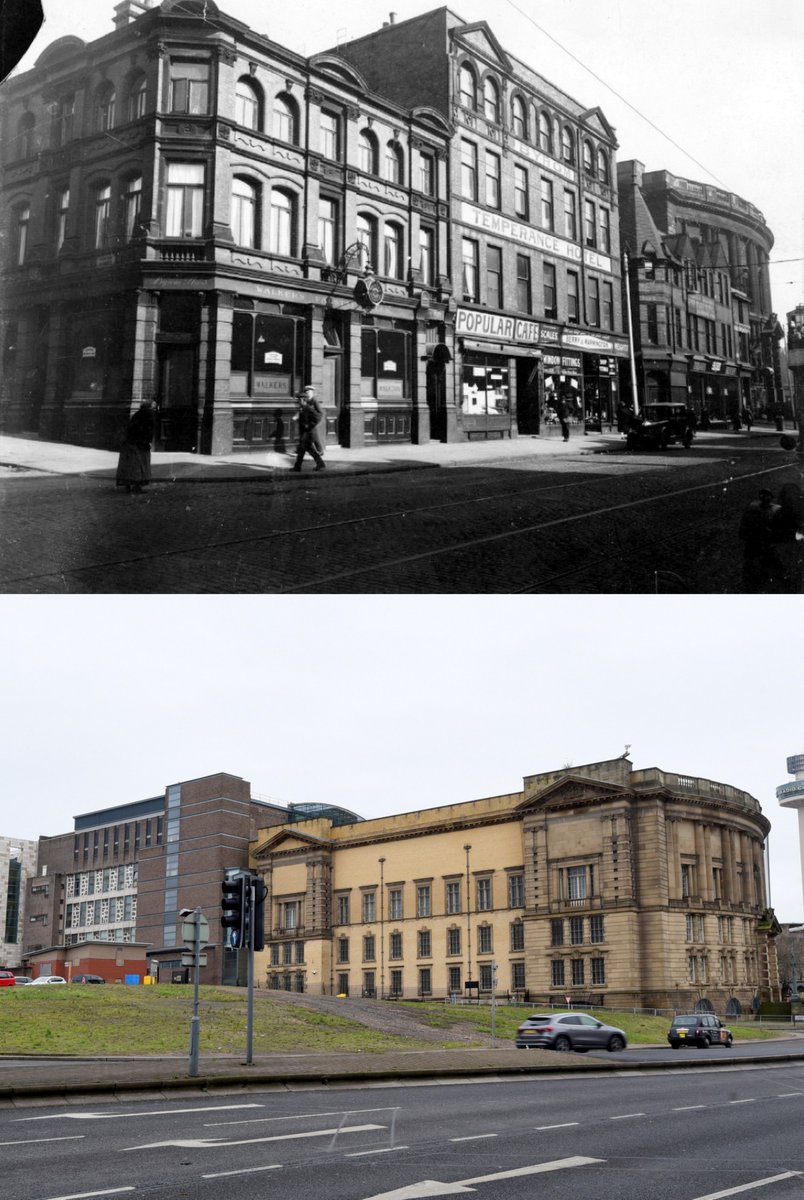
(253, 755), (779, 1013)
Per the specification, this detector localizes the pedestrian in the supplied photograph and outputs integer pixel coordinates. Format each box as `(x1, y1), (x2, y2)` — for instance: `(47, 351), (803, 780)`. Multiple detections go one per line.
(616, 400), (629, 435)
(557, 396), (570, 442)
(293, 385), (325, 472)
(769, 482), (803, 592)
(116, 400), (155, 493)
(738, 487), (779, 592)
(742, 405), (753, 433)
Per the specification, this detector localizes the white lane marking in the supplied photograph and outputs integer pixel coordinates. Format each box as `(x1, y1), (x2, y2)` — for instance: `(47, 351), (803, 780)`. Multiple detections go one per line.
(346, 1146), (410, 1157)
(535, 1122), (579, 1130)
(450, 1134), (497, 1142)
(42, 1190), (135, 1200)
(727, 1098), (756, 1104)
(777, 1092), (804, 1097)
(673, 1105), (707, 1111)
(691, 1171), (802, 1199)
(0, 1136), (85, 1146)
(361, 1158), (604, 1199)
(460, 1157), (604, 1185)
(201, 1164), (282, 1179)
(121, 1122), (384, 1151)
(21, 1103), (262, 1122)
(204, 1105), (396, 1127)
(609, 1113), (645, 1120)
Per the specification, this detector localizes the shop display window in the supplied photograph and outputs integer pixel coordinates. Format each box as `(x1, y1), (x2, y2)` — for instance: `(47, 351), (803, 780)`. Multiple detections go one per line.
(461, 355), (510, 416)
(361, 328), (410, 400)
(231, 310), (305, 399)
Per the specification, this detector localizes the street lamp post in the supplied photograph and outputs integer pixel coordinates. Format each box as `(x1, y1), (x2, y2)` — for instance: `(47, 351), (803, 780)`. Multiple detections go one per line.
(464, 844), (472, 986)
(379, 856), (386, 1000)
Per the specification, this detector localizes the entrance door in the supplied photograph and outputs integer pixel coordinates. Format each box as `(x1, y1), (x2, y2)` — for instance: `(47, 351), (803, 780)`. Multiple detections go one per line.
(157, 344), (197, 451)
(322, 353), (341, 444)
(516, 358), (541, 434)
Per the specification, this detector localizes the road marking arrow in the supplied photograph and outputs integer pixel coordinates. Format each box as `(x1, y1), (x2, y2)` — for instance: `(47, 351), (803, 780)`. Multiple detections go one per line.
(122, 1123), (384, 1151)
(362, 1156), (605, 1199)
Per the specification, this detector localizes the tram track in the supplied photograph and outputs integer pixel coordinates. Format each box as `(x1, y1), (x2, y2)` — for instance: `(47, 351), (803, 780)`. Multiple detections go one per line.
(2, 456), (793, 593)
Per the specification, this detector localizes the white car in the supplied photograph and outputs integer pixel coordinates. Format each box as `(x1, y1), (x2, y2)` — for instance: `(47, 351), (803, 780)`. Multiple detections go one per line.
(30, 975), (66, 985)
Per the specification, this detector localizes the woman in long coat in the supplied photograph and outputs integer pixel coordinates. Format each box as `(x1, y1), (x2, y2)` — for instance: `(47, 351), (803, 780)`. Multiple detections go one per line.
(116, 401), (155, 493)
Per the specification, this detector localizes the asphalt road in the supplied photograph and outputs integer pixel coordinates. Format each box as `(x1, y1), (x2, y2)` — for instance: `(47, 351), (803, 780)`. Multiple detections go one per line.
(0, 440), (801, 593)
(4, 1062), (803, 1200)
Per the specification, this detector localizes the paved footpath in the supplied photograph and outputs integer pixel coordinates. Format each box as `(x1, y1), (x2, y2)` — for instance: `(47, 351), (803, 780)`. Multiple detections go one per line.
(0, 426), (789, 483)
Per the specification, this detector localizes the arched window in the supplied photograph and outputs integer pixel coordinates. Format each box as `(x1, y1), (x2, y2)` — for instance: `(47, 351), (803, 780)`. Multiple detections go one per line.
(483, 76), (500, 123)
(269, 189), (295, 256)
(92, 183), (111, 249)
(18, 112), (35, 159)
(458, 63), (477, 110)
(383, 221), (403, 279)
(597, 147), (610, 185)
(235, 78), (261, 130)
(273, 93), (298, 144)
(356, 213), (377, 270)
(124, 175), (142, 240)
(128, 73), (147, 121)
(582, 139), (594, 175)
(511, 95), (526, 139)
(359, 129), (378, 174)
(55, 186), (70, 251)
(561, 125), (574, 164)
(95, 84), (116, 133)
(385, 140), (403, 184)
(538, 110), (552, 154)
(231, 176), (258, 247)
(13, 203), (30, 265)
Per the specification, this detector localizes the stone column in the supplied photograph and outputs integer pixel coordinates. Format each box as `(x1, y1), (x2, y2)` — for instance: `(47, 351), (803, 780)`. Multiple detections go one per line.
(199, 290), (235, 455)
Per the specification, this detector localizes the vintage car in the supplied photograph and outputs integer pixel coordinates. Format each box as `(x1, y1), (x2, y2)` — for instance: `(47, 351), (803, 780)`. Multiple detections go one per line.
(626, 402), (696, 450)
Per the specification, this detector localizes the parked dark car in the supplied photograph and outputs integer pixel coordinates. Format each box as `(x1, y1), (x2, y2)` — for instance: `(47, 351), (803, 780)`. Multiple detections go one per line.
(627, 402), (696, 451)
(515, 1011), (627, 1053)
(667, 1013), (733, 1049)
(72, 974), (106, 984)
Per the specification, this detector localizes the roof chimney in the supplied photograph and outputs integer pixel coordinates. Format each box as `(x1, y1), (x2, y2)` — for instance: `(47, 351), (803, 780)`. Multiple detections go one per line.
(113, 0), (154, 28)
(389, 11), (397, 22)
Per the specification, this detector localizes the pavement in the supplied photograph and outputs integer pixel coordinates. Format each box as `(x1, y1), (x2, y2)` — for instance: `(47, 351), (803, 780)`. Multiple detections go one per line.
(0, 424), (793, 484)
(4, 1040), (804, 1107)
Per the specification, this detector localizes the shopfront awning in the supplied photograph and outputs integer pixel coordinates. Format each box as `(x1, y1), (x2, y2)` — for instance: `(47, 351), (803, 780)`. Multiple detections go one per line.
(461, 339), (540, 358)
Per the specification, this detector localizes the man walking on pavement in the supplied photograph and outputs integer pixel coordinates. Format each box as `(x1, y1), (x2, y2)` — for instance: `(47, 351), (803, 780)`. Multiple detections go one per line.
(293, 385), (326, 472)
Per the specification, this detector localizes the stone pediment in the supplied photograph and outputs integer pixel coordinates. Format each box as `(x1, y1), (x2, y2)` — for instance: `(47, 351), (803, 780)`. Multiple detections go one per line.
(453, 23), (511, 71)
(252, 827), (330, 858)
(579, 106), (617, 145)
(516, 774), (629, 813)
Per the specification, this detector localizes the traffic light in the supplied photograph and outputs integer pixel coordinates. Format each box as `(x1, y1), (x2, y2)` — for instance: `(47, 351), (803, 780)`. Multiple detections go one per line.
(221, 875), (246, 947)
(252, 878), (266, 952)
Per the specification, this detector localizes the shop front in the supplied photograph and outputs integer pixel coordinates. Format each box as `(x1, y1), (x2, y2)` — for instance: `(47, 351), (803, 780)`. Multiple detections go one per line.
(455, 307), (540, 439)
(230, 301), (309, 451)
(359, 319), (414, 444)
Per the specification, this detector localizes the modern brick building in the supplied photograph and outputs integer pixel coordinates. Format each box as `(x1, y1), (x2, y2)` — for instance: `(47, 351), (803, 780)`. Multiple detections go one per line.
(0, 0), (451, 453)
(333, 9), (630, 439)
(23, 772), (291, 984)
(618, 159), (783, 422)
(253, 755), (780, 1013)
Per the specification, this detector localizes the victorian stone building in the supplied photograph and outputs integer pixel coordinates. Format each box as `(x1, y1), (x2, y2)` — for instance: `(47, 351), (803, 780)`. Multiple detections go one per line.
(253, 755), (779, 1013)
(618, 159), (783, 422)
(334, 9), (630, 440)
(0, 0), (451, 453)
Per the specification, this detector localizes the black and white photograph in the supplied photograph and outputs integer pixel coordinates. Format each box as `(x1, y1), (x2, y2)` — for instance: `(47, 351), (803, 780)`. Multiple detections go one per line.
(0, 0), (801, 591)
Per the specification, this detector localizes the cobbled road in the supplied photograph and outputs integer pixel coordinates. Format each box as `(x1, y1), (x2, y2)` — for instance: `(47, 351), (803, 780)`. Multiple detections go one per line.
(1, 441), (800, 593)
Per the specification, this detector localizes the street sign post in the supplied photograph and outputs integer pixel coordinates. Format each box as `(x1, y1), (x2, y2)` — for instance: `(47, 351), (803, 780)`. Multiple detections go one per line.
(179, 907), (210, 1078)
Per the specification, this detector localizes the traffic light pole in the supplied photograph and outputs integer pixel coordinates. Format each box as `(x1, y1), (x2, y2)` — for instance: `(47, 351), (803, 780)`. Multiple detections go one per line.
(246, 877), (255, 1065)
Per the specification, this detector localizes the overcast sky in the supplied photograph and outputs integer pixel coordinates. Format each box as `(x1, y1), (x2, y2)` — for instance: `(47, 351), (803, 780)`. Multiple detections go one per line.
(2, 595), (803, 922)
(9, 0), (804, 324)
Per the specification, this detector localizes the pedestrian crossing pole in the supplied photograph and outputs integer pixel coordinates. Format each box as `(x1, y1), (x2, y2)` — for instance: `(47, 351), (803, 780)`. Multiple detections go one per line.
(180, 907), (209, 1078)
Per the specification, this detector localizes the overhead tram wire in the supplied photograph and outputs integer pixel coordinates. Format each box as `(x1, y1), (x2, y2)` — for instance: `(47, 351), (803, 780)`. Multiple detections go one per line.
(502, 0), (730, 190)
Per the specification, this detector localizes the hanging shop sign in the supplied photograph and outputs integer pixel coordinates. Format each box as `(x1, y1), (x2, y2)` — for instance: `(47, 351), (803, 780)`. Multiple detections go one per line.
(455, 307), (540, 344)
(354, 277), (385, 308)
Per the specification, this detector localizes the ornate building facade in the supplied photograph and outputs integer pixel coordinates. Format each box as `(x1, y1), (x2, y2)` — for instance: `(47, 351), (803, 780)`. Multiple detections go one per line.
(254, 755), (779, 1013)
(618, 159), (783, 422)
(0, 0), (450, 453)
